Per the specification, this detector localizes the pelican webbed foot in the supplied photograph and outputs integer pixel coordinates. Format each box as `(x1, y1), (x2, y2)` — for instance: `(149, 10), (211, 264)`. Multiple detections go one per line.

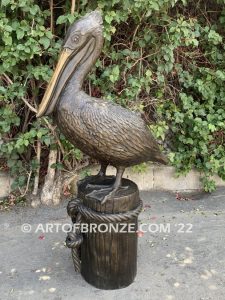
(85, 166), (126, 204)
(86, 185), (128, 204)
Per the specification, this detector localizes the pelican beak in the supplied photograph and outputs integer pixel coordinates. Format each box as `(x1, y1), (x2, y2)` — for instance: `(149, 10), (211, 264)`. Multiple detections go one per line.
(37, 48), (73, 118)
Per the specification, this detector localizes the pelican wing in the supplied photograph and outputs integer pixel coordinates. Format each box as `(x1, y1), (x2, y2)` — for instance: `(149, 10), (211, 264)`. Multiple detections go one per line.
(80, 97), (161, 163)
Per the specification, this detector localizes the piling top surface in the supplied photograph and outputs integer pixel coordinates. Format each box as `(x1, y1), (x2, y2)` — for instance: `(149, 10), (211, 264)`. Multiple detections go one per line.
(78, 176), (140, 213)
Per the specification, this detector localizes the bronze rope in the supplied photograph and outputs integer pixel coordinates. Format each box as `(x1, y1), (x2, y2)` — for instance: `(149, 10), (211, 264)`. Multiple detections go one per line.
(65, 197), (143, 272)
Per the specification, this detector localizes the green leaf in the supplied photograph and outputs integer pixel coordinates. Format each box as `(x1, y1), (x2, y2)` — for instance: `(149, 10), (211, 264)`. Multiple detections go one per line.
(3, 35), (12, 45)
(24, 140), (29, 146)
(1, 0), (10, 6)
(16, 29), (24, 40)
(39, 36), (50, 49)
(43, 137), (51, 146)
(208, 124), (216, 132)
(56, 15), (67, 25)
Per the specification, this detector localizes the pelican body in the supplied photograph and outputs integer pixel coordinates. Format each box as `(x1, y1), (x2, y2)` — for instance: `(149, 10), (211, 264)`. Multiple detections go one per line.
(37, 11), (168, 203)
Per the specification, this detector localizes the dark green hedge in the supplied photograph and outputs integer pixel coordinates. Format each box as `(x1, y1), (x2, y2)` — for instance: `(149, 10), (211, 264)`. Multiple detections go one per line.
(0, 0), (225, 195)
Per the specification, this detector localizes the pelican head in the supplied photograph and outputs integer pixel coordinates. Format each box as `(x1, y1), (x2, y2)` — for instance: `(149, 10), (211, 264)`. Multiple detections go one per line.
(37, 10), (103, 117)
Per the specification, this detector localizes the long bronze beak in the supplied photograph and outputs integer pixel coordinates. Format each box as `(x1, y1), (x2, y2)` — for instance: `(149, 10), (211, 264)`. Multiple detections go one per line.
(37, 49), (73, 118)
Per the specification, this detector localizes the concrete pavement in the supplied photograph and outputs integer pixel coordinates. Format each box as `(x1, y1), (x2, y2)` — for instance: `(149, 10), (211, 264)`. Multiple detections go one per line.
(0, 189), (225, 300)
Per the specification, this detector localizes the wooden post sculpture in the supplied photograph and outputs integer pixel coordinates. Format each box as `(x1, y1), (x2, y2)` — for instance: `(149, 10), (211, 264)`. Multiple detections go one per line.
(66, 178), (142, 289)
(37, 10), (168, 289)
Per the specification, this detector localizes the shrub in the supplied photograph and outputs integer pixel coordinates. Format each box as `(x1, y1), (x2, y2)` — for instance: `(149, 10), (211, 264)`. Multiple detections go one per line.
(0, 0), (225, 195)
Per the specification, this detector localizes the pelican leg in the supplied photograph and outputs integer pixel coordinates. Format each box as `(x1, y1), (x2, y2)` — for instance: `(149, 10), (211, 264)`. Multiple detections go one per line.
(100, 166), (126, 204)
(78, 162), (109, 188)
(113, 166), (125, 189)
(86, 166), (127, 204)
(97, 163), (108, 177)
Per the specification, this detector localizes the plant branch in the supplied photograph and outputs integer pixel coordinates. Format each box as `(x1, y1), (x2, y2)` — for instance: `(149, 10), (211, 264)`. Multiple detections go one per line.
(50, 0), (54, 34)
(21, 169), (32, 197)
(71, 0), (76, 14)
(43, 117), (72, 171)
(2, 73), (37, 113)
(32, 140), (41, 195)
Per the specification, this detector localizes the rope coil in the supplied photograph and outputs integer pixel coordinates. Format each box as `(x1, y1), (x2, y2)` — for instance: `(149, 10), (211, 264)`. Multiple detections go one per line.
(66, 210), (83, 272)
(67, 197), (143, 222)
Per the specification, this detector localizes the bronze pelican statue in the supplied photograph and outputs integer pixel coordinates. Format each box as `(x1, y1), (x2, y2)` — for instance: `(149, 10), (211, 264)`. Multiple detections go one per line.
(37, 10), (168, 203)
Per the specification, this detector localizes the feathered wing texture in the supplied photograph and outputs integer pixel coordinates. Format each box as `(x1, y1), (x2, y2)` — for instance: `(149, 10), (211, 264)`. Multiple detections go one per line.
(75, 96), (167, 166)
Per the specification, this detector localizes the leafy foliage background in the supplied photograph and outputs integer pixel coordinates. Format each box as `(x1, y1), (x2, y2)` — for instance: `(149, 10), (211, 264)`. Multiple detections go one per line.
(0, 0), (225, 195)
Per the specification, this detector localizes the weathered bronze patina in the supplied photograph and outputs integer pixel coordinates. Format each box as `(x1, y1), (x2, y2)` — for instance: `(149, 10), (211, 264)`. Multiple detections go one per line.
(37, 10), (167, 204)
(66, 178), (143, 289)
(37, 10), (168, 290)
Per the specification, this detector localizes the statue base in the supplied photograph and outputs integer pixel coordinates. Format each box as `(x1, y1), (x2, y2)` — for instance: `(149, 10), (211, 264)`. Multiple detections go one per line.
(66, 176), (142, 290)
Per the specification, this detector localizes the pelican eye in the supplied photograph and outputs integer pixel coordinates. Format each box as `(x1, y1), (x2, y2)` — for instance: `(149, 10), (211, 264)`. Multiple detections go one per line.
(71, 34), (80, 43)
